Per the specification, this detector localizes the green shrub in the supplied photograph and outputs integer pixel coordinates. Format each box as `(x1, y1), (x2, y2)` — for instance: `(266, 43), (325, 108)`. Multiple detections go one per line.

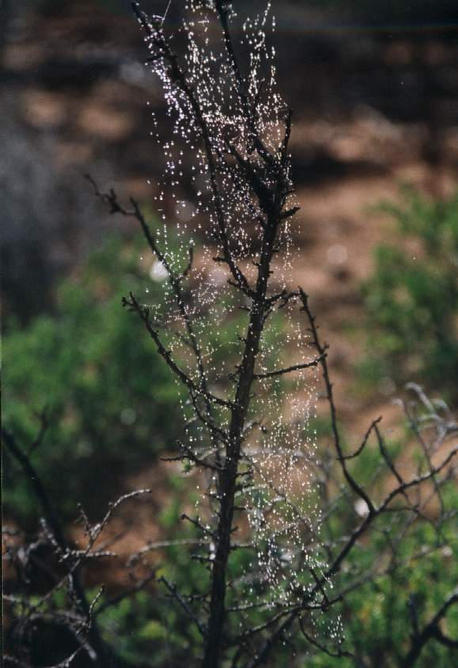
(96, 439), (457, 668)
(3, 233), (182, 523)
(362, 187), (458, 398)
(305, 429), (458, 668)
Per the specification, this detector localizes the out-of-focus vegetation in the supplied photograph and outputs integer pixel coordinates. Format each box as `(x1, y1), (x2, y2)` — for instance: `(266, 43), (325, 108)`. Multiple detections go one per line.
(309, 496), (458, 667)
(3, 232), (182, 524)
(93, 428), (458, 667)
(2, 225), (269, 526)
(361, 188), (458, 399)
(313, 424), (458, 668)
(4, 202), (457, 664)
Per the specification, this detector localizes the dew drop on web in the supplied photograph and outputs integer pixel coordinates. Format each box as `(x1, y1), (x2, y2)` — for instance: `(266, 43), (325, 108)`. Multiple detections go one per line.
(137, 0), (343, 647)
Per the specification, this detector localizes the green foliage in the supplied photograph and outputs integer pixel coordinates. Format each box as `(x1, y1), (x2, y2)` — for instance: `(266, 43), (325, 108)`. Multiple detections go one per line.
(96, 477), (207, 667)
(137, 407), (455, 667)
(99, 590), (194, 668)
(97, 424), (458, 667)
(4, 201), (456, 665)
(306, 432), (458, 668)
(3, 233), (182, 523)
(362, 187), (458, 398)
(334, 496), (457, 667)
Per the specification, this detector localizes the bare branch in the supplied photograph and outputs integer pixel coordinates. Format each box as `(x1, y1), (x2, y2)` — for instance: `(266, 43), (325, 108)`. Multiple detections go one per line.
(253, 354), (324, 380)
(158, 577), (207, 637)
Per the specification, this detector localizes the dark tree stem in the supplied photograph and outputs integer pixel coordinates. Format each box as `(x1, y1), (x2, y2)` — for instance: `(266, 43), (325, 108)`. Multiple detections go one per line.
(203, 172), (286, 668)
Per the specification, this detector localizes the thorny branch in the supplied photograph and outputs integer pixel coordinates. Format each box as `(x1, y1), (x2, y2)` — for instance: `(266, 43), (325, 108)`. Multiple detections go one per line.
(2, 428), (153, 668)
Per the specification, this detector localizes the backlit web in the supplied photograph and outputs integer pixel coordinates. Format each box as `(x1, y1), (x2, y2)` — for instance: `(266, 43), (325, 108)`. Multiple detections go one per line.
(134, 0), (342, 641)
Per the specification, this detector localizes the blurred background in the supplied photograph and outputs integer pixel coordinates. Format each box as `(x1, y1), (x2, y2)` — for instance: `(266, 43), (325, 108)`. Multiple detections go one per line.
(2, 1), (457, 665)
